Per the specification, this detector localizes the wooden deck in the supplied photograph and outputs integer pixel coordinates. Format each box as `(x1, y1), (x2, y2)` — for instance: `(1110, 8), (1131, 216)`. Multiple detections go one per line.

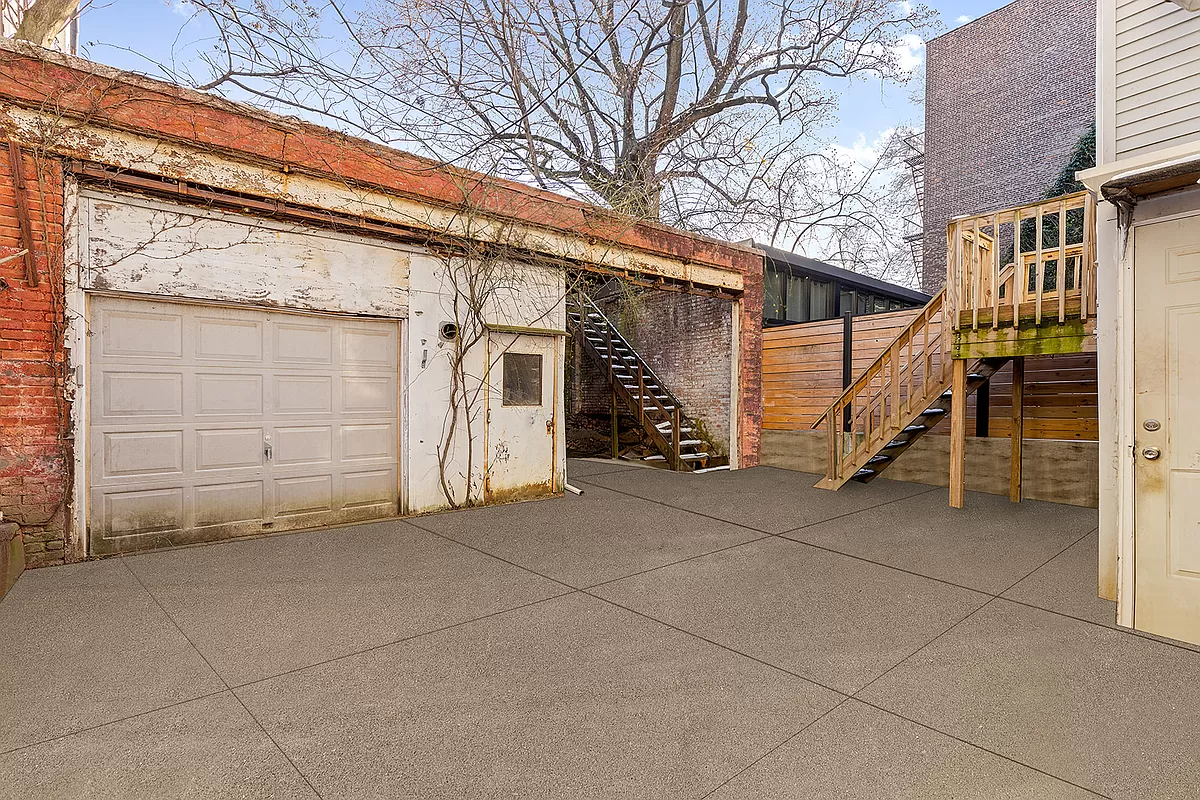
(948, 192), (1097, 359)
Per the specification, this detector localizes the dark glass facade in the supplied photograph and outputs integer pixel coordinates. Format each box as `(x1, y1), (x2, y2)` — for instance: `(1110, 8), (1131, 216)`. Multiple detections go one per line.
(762, 259), (924, 327)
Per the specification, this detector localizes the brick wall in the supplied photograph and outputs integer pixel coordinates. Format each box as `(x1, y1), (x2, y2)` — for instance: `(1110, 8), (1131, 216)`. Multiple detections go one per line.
(613, 290), (735, 458)
(922, 0), (1096, 293)
(0, 147), (71, 567)
(569, 332), (613, 417)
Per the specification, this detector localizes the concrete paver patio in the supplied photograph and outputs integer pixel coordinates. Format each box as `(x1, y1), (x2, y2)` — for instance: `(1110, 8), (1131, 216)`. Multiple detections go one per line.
(2, 460), (1198, 799)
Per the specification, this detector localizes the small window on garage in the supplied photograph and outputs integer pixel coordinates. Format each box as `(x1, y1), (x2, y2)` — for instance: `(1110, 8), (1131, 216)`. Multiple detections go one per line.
(502, 352), (542, 406)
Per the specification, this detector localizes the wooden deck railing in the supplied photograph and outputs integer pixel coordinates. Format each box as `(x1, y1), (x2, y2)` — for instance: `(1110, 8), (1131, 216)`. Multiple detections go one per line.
(810, 289), (950, 487)
(948, 192), (1096, 330)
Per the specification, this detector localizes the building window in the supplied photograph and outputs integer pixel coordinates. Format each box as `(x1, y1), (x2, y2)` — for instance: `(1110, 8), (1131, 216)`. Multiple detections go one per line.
(502, 352), (542, 406)
(764, 265), (786, 319)
(786, 275), (809, 322)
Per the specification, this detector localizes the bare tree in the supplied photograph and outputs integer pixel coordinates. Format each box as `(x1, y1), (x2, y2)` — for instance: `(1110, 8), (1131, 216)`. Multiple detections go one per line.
(759, 126), (922, 285)
(150, 0), (933, 236)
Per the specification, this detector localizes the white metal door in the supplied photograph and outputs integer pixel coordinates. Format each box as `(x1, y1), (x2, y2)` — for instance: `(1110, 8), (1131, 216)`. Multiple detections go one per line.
(484, 331), (559, 502)
(1134, 218), (1200, 644)
(88, 296), (399, 553)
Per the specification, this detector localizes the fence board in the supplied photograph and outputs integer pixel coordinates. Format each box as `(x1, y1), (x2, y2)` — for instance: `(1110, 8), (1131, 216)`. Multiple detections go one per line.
(762, 312), (1099, 439)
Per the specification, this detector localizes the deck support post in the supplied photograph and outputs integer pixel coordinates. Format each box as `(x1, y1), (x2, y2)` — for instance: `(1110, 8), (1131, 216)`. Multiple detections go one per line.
(949, 358), (968, 509)
(1010, 357), (1025, 503)
(610, 389), (620, 461)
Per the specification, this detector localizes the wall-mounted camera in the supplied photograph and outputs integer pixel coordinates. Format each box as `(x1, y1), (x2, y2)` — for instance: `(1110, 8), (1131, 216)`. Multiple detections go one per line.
(438, 321), (459, 342)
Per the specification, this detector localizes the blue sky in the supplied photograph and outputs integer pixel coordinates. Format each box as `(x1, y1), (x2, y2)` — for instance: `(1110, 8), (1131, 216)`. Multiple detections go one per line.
(75, 0), (1009, 160)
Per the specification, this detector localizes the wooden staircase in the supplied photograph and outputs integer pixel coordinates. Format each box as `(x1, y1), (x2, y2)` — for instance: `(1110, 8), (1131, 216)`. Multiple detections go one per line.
(811, 289), (1008, 490)
(568, 294), (709, 470)
(810, 193), (1098, 505)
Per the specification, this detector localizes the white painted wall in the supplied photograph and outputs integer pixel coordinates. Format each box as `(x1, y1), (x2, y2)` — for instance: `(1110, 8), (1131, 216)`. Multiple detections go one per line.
(404, 252), (565, 513)
(80, 191), (410, 317)
(1090, 0), (1200, 616)
(1114, 0), (1200, 158)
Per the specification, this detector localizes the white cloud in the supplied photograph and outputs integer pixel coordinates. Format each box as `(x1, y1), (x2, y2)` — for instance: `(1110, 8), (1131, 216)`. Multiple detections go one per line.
(956, 15), (973, 23)
(892, 34), (925, 74)
(831, 128), (897, 169)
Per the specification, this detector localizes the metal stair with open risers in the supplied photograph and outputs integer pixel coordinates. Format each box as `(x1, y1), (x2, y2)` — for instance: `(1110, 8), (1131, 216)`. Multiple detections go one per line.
(568, 293), (709, 471)
(811, 288), (1009, 489)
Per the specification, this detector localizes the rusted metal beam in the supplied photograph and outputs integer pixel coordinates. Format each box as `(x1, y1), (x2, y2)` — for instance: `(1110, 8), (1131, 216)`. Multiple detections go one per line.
(6, 141), (38, 286)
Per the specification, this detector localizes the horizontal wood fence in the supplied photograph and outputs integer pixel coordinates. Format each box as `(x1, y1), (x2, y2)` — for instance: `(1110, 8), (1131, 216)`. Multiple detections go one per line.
(763, 311), (1098, 440)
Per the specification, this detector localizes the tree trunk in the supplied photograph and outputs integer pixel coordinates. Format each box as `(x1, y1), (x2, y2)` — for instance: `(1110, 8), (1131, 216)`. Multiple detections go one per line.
(599, 155), (662, 222)
(14, 0), (79, 48)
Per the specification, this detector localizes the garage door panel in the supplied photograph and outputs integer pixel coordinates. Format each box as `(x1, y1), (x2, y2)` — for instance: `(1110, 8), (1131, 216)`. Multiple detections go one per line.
(196, 317), (264, 362)
(275, 322), (334, 364)
(89, 296), (400, 555)
(196, 428), (265, 471)
(343, 469), (397, 509)
(275, 475), (334, 516)
(99, 372), (184, 418)
(274, 425), (333, 465)
(102, 487), (185, 537)
(196, 374), (264, 416)
(194, 481), (264, 527)
(341, 423), (395, 461)
(101, 430), (184, 479)
(343, 376), (396, 413)
(275, 375), (333, 414)
(100, 308), (184, 359)
(343, 327), (396, 367)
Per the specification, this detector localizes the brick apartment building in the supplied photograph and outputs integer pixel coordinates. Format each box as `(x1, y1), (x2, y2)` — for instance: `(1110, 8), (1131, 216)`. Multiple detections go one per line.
(922, 0), (1096, 293)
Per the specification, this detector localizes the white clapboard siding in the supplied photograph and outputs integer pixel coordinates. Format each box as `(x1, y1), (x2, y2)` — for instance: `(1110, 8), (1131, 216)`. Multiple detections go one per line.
(82, 190), (411, 318)
(1115, 0), (1200, 159)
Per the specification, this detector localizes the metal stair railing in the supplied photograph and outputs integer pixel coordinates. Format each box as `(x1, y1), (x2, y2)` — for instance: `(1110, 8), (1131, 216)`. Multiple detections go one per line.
(569, 292), (698, 471)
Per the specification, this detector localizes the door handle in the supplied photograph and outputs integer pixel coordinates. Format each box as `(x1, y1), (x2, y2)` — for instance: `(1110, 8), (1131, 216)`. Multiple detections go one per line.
(264, 442), (273, 461)
(1142, 447), (1161, 461)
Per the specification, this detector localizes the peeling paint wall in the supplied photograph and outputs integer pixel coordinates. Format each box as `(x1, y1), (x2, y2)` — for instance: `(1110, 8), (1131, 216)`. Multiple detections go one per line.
(81, 191), (410, 317)
(404, 253), (565, 513)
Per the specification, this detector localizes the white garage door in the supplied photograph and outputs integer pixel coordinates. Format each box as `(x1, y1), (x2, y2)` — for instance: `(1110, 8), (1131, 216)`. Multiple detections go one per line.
(88, 295), (400, 554)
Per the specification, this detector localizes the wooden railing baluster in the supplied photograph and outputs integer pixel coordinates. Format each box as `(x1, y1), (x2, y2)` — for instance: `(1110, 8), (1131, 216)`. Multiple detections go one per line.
(1058, 199), (1067, 323)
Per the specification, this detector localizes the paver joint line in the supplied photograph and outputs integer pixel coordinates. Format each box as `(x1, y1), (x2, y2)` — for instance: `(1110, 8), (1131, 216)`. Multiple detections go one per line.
(697, 697), (854, 800)
(118, 558), (329, 799)
(227, 590), (582, 691)
(570, 472), (943, 540)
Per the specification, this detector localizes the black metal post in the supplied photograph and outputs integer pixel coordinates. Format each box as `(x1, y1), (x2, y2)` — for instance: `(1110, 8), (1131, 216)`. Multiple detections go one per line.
(975, 379), (990, 437)
(842, 311), (853, 432)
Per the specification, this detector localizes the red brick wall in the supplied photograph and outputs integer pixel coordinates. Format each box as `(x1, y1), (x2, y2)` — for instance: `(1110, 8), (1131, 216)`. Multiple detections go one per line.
(922, 0), (1096, 293)
(614, 291), (735, 457)
(738, 262), (762, 467)
(569, 332), (613, 417)
(0, 147), (71, 567)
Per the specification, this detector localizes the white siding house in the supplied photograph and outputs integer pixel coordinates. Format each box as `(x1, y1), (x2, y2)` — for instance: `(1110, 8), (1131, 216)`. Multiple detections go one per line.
(1081, 0), (1200, 645)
